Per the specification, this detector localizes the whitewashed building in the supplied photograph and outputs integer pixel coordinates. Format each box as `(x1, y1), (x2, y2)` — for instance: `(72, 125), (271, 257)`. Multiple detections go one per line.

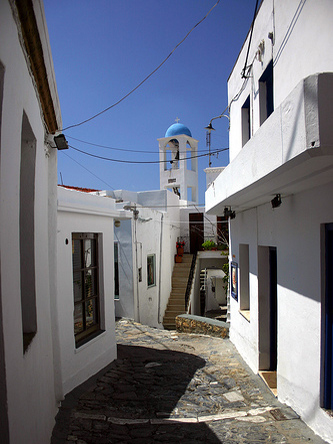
(105, 123), (228, 328)
(98, 189), (180, 329)
(0, 0), (62, 442)
(56, 187), (127, 394)
(205, 0), (333, 442)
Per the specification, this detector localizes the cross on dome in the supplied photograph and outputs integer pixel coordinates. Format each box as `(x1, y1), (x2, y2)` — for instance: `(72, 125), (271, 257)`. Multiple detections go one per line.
(175, 117), (180, 123)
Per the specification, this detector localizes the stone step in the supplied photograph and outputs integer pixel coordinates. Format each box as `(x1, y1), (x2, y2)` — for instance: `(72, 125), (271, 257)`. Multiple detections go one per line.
(163, 324), (176, 331)
(172, 275), (190, 281)
(171, 284), (187, 290)
(168, 298), (185, 304)
(167, 299), (185, 306)
(167, 302), (185, 309)
(173, 266), (191, 272)
(164, 308), (186, 316)
(173, 268), (191, 274)
(174, 258), (192, 264)
(171, 279), (187, 291)
(178, 254), (193, 260)
(172, 274), (190, 281)
(164, 310), (185, 317)
(163, 254), (194, 330)
(170, 287), (187, 293)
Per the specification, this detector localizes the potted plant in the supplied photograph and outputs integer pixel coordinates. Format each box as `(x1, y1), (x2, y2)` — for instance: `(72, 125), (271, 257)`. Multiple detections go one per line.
(176, 240), (185, 256)
(202, 240), (216, 250)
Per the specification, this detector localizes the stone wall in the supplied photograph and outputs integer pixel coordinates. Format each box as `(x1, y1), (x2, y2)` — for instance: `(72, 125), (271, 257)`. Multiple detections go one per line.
(175, 315), (229, 339)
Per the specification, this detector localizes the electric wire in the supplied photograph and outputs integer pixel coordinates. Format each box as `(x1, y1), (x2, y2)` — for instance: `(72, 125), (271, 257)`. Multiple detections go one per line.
(241, 0), (259, 78)
(60, 151), (115, 190)
(69, 144), (228, 164)
(228, 49), (258, 108)
(65, 135), (219, 154)
(62, 0), (221, 131)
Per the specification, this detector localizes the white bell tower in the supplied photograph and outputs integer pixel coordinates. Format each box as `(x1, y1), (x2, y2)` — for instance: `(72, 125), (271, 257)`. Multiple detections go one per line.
(158, 121), (199, 203)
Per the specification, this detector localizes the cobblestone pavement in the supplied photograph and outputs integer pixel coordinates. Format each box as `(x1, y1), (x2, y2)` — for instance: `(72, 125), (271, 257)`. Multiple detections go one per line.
(51, 319), (328, 444)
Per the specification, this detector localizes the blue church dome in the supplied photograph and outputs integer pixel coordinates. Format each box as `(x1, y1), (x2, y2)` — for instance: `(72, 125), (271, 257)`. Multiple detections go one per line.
(165, 123), (192, 138)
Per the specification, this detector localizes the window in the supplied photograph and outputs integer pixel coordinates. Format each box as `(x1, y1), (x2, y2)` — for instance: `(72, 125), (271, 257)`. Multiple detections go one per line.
(114, 242), (119, 299)
(239, 244), (250, 319)
(259, 60), (274, 125)
(147, 254), (156, 288)
(72, 233), (100, 346)
(20, 112), (37, 353)
(241, 95), (251, 146)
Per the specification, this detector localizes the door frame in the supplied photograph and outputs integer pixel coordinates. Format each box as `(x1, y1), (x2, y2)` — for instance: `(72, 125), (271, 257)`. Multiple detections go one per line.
(258, 246), (278, 371)
(322, 223), (333, 409)
(189, 213), (204, 254)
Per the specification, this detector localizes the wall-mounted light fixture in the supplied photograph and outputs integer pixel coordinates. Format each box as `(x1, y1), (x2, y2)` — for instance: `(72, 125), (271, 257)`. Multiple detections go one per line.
(204, 113), (230, 168)
(224, 206), (235, 219)
(114, 220), (121, 228)
(54, 134), (69, 150)
(271, 194), (282, 208)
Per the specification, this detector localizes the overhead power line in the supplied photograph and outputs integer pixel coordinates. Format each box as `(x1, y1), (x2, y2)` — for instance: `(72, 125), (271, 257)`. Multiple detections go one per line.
(69, 145), (228, 164)
(65, 135), (218, 154)
(241, 0), (259, 78)
(62, 0), (221, 131)
(61, 151), (115, 190)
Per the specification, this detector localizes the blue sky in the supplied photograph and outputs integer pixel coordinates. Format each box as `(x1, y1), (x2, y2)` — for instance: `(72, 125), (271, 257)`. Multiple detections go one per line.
(44, 0), (255, 204)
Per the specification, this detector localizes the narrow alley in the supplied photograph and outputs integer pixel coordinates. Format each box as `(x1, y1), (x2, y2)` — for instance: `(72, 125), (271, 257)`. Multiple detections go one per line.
(51, 319), (328, 444)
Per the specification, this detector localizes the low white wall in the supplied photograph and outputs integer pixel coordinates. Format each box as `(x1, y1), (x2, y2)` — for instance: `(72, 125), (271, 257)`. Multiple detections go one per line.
(57, 188), (118, 395)
(229, 182), (333, 443)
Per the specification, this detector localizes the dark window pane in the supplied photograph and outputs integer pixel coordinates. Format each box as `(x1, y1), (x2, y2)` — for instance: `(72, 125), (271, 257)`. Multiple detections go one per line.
(85, 298), (98, 329)
(90, 238), (97, 266)
(147, 255), (155, 287)
(85, 269), (92, 298)
(74, 303), (84, 334)
(72, 239), (82, 270)
(114, 243), (119, 297)
(84, 239), (92, 268)
(72, 233), (100, 344)
(73, 271), (83, 302)
(84, 238), (97, 268)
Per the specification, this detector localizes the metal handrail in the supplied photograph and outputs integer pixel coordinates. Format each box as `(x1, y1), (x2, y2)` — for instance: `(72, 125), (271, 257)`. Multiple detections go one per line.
(185, 251), (197, 310)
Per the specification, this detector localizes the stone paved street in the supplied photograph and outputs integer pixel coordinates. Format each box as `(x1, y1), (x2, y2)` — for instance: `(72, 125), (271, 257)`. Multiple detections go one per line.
(51, 319), (328, 443)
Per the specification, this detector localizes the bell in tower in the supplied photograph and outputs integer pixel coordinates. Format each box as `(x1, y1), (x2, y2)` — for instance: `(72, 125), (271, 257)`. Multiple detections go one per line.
(158, 119), (199, 203)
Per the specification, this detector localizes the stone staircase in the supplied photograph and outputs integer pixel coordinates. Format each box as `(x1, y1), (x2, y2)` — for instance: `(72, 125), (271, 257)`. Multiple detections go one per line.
(163, 254), (193, 330)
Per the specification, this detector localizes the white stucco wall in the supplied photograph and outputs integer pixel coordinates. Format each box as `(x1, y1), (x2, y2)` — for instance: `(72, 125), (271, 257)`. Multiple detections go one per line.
(158, 135), (199, 203)
(228, 182), (333, 443)
(206, 1), (333, 441)
(135, 192), (180, 328)
(112, 190), (180, 328)
(57, 188), (118, 395)
(114, 218), (135, 319)
(228, 0), (333, 161)
(0, 1), (61, 442)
